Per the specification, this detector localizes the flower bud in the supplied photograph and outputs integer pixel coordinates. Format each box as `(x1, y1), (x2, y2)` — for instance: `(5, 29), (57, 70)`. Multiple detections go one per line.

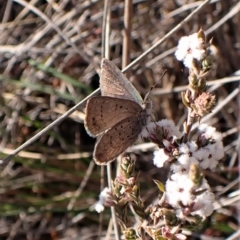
(192, 92), (216, 117)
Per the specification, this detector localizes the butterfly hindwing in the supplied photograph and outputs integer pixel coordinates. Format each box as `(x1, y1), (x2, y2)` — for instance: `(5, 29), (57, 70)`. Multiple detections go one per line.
(93, 116), (142, 164)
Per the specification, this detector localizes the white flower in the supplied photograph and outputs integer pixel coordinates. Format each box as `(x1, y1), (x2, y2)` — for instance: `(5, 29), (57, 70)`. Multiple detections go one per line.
(205, 141), (224, 169)
(175, 36), (191, 61)
(155, 119), (183, 138)
(175, 33), (206, 68)
(192, 148), (202, 160)
(192, 148), (210, 169)
(188, 156), (199, 166)
(153, 149), (171, 168)
(199, 158), (210, 169)
(95, 202), (105, 213)
(188, 141), (198, 152)
(144, 122), (156, 132)
(166, 172), (214, 219)
(166, 173), (195, 207)
(189, 33), (204, 49)
(179, 143), (190, 154)
(170, 163), (186, 176)
(198, 124), (223, 141)
(192, 49), (206, 61)
(211, 141), (224, 161)
(141, 120), (182, 140)
(212, 131), (222, 142)
(206, 142), (223, 160)
(191, 191), (215, 218)
(183, 54), (194, 69)
(208, 159), (218, 170)
(94, 187), (112, 213)
(194, 124), (224, 170)
(140, 122), (161, 139)
(178, 154), (190, 166)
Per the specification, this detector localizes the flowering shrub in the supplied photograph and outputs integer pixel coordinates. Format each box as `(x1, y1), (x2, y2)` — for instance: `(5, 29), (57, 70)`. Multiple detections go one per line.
(94, 30), (223, 240)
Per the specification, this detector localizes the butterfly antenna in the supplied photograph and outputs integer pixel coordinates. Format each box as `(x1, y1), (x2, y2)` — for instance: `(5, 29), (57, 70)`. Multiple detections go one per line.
(150, 113), (156, 123)
(143, 69), (167, 102)
(150, 113), (159, 129)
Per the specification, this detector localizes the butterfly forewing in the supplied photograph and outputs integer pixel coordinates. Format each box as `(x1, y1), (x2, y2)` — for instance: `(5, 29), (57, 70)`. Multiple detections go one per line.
(93, 116), (142, 164)
(84, 96), (143, 137)
(100, 59), (143, 104)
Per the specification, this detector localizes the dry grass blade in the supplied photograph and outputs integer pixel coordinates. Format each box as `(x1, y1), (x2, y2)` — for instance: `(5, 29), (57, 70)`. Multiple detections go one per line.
(0, 0), (238, 239)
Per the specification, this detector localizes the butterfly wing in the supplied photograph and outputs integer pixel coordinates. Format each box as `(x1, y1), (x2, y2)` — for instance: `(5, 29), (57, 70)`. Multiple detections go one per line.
(100, 59), (143, 104)
(84, 96), (143, 137)
(93, 116), (142, 164)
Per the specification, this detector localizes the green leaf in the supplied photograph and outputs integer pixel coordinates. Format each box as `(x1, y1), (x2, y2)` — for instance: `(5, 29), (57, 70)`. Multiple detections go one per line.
(153, 179), (165, 192)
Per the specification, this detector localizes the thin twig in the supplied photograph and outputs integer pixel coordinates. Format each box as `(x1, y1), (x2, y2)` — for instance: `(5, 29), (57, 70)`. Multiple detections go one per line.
(67, 161), (95, 211)
(122, 0), (132, 76)
(205, 1), (240, 35)
(102, 0), (120, 239)
(165, 0), (219, 19)
(101, 0), (111, 59)
(0, 0), (13, 41)
(152, 75), (240, 95)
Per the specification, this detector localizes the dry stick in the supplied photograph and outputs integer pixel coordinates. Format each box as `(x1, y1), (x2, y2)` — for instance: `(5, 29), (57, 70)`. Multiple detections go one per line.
(67, 161), (95, 211)
(101, 0), (111, 61)
(120, 0), (132, 177)
(216, 193), (240, 209)
(205, 1), (240, 35)
(165, 0), (219, 19)
(102, 0), (120, 240)
(1, 0), (211, 164)
(100, 0), (111, 213)
(0, 0), (13, 39)
(99, 165), (105, 236)
(7, 0), (94, 74)
(122, 0), (132, 76)
(7, 217), (22, 240)
(98, 43), (106, 238)
(216, 177), (239, 198)
(152, 75), (240, 95)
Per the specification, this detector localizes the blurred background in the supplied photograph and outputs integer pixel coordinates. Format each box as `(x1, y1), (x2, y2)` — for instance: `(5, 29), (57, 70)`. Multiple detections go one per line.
(0, 0), (239, 239)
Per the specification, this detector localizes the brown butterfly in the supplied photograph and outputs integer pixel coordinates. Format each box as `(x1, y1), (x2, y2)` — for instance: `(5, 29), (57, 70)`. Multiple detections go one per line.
(84, 59), (152, 164)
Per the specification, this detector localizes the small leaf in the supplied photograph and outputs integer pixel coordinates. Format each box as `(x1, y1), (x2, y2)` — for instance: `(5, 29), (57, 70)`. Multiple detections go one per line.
(153, 179), (165, 192)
